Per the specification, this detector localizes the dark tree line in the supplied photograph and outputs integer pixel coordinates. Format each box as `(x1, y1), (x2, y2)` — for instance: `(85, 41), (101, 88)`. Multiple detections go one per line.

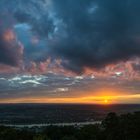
(0, 111), (140, 140)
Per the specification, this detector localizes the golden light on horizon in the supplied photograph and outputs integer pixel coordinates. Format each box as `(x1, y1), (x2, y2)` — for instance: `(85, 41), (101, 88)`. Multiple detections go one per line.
(0, 88), (140, 104)
(1, 93), (140, 104)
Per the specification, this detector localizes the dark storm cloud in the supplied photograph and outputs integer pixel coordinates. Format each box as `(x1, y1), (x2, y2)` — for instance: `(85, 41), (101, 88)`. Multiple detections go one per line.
(1, 0), (140, 73)
(0, 12), (23, 67)
(8, 0), (55, 38)
(0, 34), (20, 66)
(0, 32), (22, 66)
(49, 0), (140, 72)
(14, 7), (54, 37)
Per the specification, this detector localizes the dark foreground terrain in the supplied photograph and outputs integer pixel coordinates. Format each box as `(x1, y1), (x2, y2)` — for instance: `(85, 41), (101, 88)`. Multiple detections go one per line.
(0, 111), (140, 140)
(0, 104), (140, 124)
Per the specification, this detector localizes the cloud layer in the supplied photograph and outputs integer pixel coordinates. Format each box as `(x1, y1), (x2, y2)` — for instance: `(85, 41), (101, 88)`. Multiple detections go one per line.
(0, 0), (140, 73)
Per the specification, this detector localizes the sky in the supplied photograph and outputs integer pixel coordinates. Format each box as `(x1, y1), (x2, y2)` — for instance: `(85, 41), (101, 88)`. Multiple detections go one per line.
(0, 0), (140, 104)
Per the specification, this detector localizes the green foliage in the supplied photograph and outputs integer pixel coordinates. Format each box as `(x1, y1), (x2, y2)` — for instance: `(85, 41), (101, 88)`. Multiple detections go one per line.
(102, 112), (140, 140)
(61, 135), (77, 140)
(76, 125), (101, 140)
(33, 134), (49, 140)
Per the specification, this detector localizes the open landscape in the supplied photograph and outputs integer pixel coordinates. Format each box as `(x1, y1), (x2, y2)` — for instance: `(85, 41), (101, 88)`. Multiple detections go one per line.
(0, 109), (140, 140)
(0, 104), (140, 125)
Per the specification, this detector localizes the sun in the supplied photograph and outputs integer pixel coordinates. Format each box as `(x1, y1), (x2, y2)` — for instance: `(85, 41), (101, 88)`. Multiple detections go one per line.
(102, 97), (110, 104)
(104, 99), (108, 104)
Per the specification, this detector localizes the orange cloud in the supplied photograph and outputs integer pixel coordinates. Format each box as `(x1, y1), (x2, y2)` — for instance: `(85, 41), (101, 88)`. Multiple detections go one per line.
(3, 29), (16, 42)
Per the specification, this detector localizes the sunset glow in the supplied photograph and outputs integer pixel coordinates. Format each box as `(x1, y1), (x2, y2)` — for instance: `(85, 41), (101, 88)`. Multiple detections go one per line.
(0, 93), (140, 104)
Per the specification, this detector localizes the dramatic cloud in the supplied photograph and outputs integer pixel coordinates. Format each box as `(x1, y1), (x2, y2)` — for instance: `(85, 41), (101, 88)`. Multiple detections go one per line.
(49, 0), (140, 72)
(0, 0), (140, 73)
(0, 15), (23, 67)
(0, 73), (140, 102)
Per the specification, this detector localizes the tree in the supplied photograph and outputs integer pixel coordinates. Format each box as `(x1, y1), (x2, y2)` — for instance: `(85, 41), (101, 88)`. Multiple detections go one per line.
(62, 136), (77, 140)
(33, 134), (50, 140)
